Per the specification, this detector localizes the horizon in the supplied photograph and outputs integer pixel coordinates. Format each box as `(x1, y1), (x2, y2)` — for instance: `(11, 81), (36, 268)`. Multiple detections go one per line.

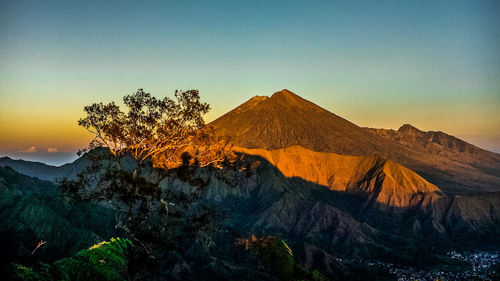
(1, 1), (500, 165)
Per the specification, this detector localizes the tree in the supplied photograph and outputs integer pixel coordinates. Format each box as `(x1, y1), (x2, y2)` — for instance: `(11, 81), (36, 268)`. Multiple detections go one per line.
(62, 89), (232, 277)
(78, 88), (231, 176)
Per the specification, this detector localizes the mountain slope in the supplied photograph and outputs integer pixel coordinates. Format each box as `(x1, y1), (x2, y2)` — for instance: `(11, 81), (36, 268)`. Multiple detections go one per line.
(234, 146), (440, 208)
(2, 149), (498, 277)
(365, 124), (500, 194)
(210, 89), (500, 194)
(367, 124), (500, 173)
(211, 89), (389, 155)
(159, 151), (500, 272)
(0, 166), (117, 267)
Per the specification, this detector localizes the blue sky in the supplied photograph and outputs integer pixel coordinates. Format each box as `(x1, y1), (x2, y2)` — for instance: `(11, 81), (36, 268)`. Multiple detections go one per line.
(1, 0), (499, 165)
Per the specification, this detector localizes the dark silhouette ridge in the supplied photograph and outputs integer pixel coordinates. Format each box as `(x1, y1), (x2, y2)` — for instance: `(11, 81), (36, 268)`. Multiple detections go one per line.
(0, 147), (136, 181)
(210, 89), (500, 195)
(0, 157), (59, 181)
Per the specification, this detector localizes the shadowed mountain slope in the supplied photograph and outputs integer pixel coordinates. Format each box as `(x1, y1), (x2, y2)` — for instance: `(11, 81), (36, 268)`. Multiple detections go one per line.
(0, 166), (117, 268)
(210, 89), (500, 194)
(159, 151), (500, 272)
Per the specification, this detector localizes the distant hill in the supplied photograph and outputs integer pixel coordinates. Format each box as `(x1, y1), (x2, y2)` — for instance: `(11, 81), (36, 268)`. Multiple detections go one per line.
(0, 157), (60, 181)
(210, 89), (500, 194)
(0, 148), (137, 182)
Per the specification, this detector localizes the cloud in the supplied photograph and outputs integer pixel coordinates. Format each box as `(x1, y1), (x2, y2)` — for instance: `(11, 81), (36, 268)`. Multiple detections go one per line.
(47, 147), (58, 153)
(19, 146), (37, 153)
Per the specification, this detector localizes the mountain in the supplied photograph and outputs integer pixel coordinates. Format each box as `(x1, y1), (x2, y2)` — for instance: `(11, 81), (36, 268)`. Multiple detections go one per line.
(364, 124), (500, 194)
(210, 89), (500, 194)
(2, 147), (499, 278)
(0, 166), (117, 268)
(3, 89), (499, 278)
(160, 149), (500, 272)
(0, 148), (137, 181)
(234, 146), (440, 209)
(373, 123), (488, 155)
(0, 157), (60, 181)
(210, 89), (389, 156)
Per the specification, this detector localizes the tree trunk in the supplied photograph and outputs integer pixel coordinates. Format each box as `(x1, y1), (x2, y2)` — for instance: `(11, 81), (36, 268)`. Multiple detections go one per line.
(133, 162), (142, 180)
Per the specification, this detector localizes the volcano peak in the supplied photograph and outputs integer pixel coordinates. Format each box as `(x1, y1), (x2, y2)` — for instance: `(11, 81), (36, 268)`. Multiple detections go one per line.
(210, 89), (377, 153)
(271, 89), (294, 97)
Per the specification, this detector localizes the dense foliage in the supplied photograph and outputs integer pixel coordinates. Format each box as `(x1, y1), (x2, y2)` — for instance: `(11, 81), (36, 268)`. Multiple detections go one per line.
(236, 235), (330, 281)
(9, 238), (133, 281)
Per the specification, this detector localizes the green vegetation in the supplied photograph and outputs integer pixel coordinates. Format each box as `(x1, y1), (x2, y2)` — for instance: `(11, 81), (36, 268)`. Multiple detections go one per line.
(9, 238), (133, 281)
(236, 235), (330, 281)
(258, 238), (294, 280)
(0, 166), (117, 268)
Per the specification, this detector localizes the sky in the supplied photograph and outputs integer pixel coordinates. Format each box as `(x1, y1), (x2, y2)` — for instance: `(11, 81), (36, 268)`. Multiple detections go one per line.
(1, 0), (499, 165)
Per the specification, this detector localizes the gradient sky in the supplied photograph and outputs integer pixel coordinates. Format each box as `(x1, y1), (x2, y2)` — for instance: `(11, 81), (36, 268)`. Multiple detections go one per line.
(1, 0), (499, 165)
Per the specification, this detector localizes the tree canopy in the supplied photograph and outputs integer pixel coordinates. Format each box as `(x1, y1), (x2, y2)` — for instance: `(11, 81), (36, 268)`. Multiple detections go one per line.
(67, 89), (228, 273)
(78, 89), (231, 169)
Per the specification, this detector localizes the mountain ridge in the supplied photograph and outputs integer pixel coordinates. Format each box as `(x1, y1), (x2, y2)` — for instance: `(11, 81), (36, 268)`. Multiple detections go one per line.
(210, 89), (500, 194)
(0, 148), (137, 181)
(234, 145), (440, 208)
(2, 142), (499, 277)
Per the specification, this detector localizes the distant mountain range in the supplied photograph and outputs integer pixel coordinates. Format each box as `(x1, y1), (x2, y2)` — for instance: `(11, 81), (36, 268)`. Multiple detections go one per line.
(210, 89), (500, 194)
(0, 157), (66, 181)
(0, 147), (137, 181)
